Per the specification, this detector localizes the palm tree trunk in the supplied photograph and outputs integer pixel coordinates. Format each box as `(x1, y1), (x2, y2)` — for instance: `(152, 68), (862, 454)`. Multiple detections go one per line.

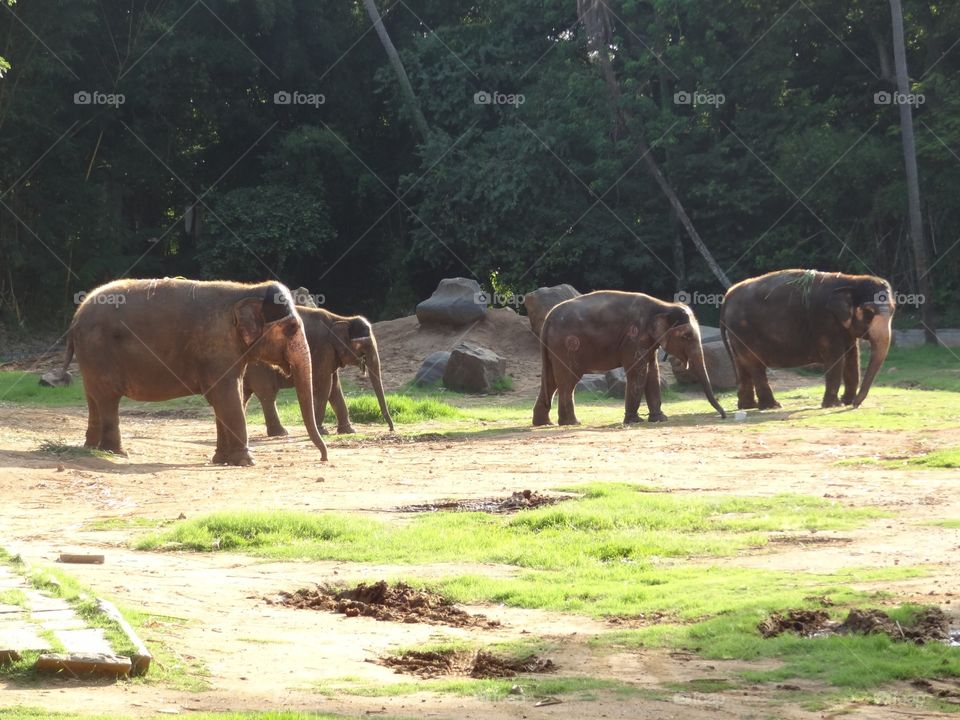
(361, 0), (431, 143)
(889, 0), (936, 343)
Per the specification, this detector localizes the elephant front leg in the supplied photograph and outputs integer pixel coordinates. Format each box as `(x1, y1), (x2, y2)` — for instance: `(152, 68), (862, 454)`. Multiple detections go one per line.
(821, 354), (845, 408)
(209, 382), (254, 466)
(312, 371), (334, 435)
(623, 359), (648, 424)
(329, 372), (355, 434)
(644, 355), (667, 422)
(841, 344), (860, 405)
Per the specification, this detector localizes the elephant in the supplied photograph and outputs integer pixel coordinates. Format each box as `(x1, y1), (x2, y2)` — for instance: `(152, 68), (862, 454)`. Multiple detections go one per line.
(532, 290), (727, 426)
(719, 269), (895, 410)
(243, 307), (394, 436)
(61, 278), (328, 466)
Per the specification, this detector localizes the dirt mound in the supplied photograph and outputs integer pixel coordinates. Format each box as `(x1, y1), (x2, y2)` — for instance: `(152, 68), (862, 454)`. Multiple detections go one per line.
(395, 489), (569, 514)
(758, 609), (830, 638)
(271, 581), (500, 628)
(759, 606), (954, 644)
(380, 649), (556, 678)
(372, 308), (542, 394)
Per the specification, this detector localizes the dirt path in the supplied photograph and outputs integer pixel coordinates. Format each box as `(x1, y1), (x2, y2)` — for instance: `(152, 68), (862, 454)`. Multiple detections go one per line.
(1, 399), (959, 718)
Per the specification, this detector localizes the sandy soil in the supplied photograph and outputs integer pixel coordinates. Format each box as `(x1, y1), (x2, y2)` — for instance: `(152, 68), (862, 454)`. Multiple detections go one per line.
(1, 385), (959, 717)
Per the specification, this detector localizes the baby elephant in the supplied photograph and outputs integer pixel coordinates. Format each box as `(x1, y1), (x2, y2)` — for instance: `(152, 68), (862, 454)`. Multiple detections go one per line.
(533, 290), (726, 426)
(244, 307), (394, 436)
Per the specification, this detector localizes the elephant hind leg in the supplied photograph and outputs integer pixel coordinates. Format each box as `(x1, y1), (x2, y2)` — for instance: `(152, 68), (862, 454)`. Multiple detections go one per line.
(532, 363), (558, 426)
(750, 365), (780, 410)
(734, 356), (759, 409)
(556, 380), (580, 426)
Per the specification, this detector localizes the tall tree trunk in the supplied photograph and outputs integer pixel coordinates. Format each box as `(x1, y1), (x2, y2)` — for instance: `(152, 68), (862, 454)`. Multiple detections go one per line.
(889, 0), (936, 343)
(361, 0), (431, 143)
(578, 0), (731, 289)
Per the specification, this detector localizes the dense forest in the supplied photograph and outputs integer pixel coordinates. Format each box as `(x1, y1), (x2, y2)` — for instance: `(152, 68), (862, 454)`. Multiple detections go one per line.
(0, 0), (957, 327)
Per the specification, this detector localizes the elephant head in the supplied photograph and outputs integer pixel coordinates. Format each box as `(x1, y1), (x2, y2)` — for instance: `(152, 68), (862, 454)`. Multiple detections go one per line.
(234, 287), (329, 459)
(827, 279), (896, 407)
(654, 307), (727, 419)
(332, 317), (395, 431)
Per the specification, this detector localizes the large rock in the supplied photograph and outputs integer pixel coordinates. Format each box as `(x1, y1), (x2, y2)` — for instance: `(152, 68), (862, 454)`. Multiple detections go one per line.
(575, 373), (608, 395)
(525, 284), (580, 337)
(413, 351), (450, 387)
(604, 366), (670, 398)
(443, 342), (506, 393)
(416, 278), (487, 327)
(39, 368), (72, 387)
(669, 340), (737, 390)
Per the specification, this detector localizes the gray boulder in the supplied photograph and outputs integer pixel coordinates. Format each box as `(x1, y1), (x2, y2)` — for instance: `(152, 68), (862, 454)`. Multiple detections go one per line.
(604, 366), (670, 398)
(669, 340), (738, 390)
(416, 278), (487, 327)
(443, 342), (506, 393)
(576, 373), (608, 395)
(39, 368), (72, 387)
(413, 351), (450, 387)
(525, 284), (580, 337)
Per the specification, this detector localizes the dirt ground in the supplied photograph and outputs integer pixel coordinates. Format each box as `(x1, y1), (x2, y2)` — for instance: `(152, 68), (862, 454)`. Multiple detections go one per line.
(1, 376), (960, 717)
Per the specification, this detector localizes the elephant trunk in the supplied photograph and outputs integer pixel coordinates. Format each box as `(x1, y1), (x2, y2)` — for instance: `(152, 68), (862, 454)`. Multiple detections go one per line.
(362, 339), (395, 431)
(287, 327), (329, 460)
(690, 347), (727, 419)
(853, 310), (892, 407)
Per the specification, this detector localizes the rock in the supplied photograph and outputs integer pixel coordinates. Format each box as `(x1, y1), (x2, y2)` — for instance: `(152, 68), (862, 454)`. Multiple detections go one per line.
(576, 373), (608, 395)
(291, 286), (319, 308)
(697, 324), (722, 343)
(669, 339), (737, 390)
(39, 369), (72, 387)
(525, 284), (580, 337)
(416, 278), (487, 327)
(413, 351), (450, 387)
(442, 342), (506, 393)
(604, 366), (670, 398)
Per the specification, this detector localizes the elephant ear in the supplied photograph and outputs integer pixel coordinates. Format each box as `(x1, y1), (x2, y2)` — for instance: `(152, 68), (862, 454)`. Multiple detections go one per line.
(234, 297), (266, 347)
(826, 288), (854, 329)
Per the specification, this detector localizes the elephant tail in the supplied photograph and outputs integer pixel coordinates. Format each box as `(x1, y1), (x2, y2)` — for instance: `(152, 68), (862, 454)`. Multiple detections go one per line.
(61, 335), (75, 372)
(719, 303), (739, 387)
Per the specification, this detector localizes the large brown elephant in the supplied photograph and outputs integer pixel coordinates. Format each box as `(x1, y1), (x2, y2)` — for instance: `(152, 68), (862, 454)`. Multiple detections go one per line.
(533, 290), (727, 426)
(243, 307), (394, 436)
(719, 269), (895, 410)
(62, 278), (328, 465)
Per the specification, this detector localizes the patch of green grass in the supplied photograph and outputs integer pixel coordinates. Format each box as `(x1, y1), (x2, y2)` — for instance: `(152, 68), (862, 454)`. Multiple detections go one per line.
(604, 601), (960, 690)
(840, 446), (960, 470)
(876, 345), (960, 393)
(928, 519), (960, 529)
(136, 483), (882, 569)
(0, 372), (86, 405)
(313, 675), (641, 701)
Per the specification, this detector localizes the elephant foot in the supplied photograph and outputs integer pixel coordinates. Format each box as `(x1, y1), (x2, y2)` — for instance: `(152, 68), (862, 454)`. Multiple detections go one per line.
(93, 441), (128, 458)
(532, 418), (553, 427)
(317, 425), (330, 436)
(266, 427), (289, 437)
(757, 399), (782, 410)
(212, 447), (255, 466)
(532, 410), (553, 426)
(737, 398), (758, 410)
(337, 424), (357, 435)
(648, 411), (668, 423)
(821, 396), (843, 408)
(841, 394), (856, 406)
(557, 417), (581, 426)
(623, 413), (644, 424)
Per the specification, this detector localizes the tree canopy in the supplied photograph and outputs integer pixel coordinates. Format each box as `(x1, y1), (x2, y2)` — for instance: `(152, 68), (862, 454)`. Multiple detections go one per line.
(0, 0), (957, 326)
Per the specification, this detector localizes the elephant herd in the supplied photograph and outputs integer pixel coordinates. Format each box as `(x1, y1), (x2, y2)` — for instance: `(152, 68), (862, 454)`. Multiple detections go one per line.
(60, 269), (895, 466)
